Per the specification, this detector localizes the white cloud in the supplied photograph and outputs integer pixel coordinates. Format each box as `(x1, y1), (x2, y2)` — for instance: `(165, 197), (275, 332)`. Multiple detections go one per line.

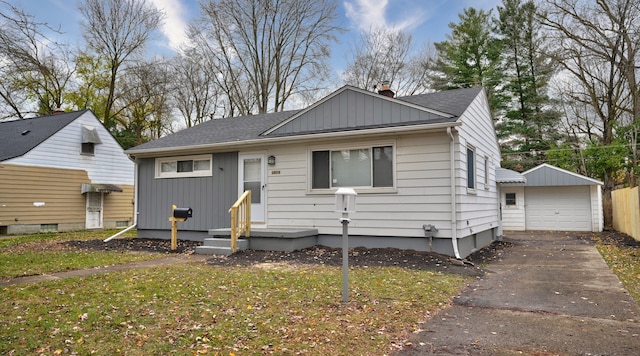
(343, 0), (427, 32)
(148, 0), (190, 52)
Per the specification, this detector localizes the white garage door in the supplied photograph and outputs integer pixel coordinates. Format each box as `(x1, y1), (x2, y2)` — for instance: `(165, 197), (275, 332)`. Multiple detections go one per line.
(525, 186), (592, 231)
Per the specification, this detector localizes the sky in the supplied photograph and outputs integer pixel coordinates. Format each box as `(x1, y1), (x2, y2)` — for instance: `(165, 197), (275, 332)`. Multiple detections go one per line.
(16, 0), (502, 77)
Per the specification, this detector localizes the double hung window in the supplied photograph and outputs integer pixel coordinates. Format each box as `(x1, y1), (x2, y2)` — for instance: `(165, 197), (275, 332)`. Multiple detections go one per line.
(311, 145), (394, 189)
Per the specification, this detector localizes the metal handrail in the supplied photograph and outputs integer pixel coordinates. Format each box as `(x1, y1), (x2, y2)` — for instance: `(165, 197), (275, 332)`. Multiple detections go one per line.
(228, 190), (251, 252)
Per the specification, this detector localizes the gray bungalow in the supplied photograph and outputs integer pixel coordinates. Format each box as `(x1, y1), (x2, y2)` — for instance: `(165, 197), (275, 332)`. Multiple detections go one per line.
(126, 85), (502, 258)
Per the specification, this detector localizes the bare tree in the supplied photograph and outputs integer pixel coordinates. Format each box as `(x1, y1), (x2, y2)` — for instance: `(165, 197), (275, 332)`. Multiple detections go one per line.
(189, 0), (341, 115)
(342, 27), (431, 96)
(0, 1), (74, 118)
(112, 60), (173, 148)
(171, 49), (222, 128)
(540, 0), (639, 227)
(79, 0), (162, 130)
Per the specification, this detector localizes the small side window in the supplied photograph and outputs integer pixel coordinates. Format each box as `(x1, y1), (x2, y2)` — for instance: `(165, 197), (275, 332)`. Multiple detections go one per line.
(505, 192), (516, 206)
(466, 146), (476, 190)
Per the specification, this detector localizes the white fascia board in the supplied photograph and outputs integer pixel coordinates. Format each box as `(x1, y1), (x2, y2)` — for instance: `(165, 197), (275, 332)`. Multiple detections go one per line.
(127, 121), (462, 158)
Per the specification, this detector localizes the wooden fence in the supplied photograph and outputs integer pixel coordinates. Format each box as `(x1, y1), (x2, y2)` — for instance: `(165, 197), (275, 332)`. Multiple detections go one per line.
(612, 186), (640, 241)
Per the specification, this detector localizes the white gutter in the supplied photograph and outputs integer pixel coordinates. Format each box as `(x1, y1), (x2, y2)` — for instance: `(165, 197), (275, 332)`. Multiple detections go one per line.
(447, 127), (461, 259)
(104, 159), (139, 242)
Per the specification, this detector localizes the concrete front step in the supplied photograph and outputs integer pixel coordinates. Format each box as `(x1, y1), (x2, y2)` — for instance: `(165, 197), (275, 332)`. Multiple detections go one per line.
(194, 238), (248, 256)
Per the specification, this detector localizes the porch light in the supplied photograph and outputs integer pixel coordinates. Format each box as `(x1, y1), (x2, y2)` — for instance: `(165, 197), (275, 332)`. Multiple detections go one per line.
(268, 155), (276, 165)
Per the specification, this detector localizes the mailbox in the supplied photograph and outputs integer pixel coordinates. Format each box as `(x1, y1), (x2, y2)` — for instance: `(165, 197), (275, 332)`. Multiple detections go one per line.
(173, 207), (193, 219)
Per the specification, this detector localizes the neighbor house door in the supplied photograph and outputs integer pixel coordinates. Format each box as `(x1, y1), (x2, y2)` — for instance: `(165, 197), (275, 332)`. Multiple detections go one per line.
(239, 153), (266, 223)
(85, 192), (103, 229)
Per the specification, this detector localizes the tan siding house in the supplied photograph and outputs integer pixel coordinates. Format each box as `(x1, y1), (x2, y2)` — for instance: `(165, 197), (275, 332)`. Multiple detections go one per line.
(0, 110), (134, 234)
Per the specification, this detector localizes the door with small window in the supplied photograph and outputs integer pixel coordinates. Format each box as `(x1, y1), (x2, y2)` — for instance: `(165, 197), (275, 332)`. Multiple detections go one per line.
(239, 153), (266, 223)
(85, 192), (103, 229)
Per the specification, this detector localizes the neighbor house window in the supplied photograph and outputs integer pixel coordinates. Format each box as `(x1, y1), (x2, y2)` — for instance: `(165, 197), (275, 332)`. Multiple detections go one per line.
(467, 146), (476, 190)
(505, 192), (516, 206)
(311, 145), (394, 189)
(81, 126), (102, 155)
(155, 154), (212, 178)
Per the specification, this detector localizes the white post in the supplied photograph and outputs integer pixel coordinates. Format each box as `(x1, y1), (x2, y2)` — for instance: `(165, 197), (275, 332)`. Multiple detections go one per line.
(341, 213), (350, 303)
(335, 187), (357, 304)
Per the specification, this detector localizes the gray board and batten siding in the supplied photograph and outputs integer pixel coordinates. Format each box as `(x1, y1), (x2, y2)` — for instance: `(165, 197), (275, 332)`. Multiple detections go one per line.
(265, 88), (456, 136)
(516, 164), (603, 187)
(136, 152), (237, 239)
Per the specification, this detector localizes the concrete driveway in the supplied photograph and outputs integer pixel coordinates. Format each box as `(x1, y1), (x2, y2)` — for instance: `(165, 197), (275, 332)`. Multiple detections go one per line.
(397, 231), (640, 355)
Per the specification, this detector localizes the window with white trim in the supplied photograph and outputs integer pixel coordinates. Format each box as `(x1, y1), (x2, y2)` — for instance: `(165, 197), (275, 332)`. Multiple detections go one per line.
(505, 192), (516, 206)
(484, 156), (490, 188)
(155, 155), (212, 178)
(311, 145), (394, 189)
(467, 146), (476, 190)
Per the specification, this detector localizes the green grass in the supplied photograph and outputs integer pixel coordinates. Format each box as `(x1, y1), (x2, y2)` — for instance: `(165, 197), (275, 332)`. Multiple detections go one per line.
(0, 263), (469, 355)
(0, 230), (471, 354)
(596, 241), (640, 303)
(0, 230), (162, 279)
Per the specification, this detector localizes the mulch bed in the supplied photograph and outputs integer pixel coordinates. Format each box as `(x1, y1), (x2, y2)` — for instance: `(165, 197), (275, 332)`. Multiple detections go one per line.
(63, 237), (514, 277)
(61, 230), (636, 278)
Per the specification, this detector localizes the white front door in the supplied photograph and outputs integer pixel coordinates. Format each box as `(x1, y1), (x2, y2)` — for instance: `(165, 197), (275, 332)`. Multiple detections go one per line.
(85, 192), (103, 229)
(239, 153), (266, 223)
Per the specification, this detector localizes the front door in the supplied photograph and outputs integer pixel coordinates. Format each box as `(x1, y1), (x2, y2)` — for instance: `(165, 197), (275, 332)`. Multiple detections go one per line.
(239, 153), (266, 223)
(85, 192), (103, 229)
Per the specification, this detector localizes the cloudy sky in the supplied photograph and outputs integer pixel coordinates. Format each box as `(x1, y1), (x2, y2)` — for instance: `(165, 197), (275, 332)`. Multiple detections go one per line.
(18, 0), (501, 74)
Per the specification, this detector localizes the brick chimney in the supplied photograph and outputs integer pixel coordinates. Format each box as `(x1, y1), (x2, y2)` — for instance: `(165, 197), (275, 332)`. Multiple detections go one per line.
(377, 81), (395, 98)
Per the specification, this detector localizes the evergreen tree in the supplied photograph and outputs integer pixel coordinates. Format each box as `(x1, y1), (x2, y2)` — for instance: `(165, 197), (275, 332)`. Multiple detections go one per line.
(429, 8), (504, 116)
(495, 0), (560, 171)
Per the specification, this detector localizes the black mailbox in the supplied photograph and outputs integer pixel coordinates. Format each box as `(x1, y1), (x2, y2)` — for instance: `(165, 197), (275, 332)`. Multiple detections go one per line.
(173, 207), (193, 219)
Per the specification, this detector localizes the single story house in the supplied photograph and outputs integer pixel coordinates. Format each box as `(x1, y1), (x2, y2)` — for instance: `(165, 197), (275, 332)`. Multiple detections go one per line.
(126, 85), (503, 258)
(499, 163), (603, 232)
(0, 110), (135, 234)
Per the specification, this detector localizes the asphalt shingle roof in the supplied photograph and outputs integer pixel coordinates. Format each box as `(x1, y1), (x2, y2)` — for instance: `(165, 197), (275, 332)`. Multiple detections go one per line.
(128, 110), (300, 152)
(396, 87), (483, 117)
(0, 110), (87, 162)
(127, 86), (484, 154)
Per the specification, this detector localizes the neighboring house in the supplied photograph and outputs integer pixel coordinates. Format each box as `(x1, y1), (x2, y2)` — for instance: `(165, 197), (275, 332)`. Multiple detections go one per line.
(0, 110), (135, 234)
(499, 163), (603, 232)
(126, 85), (502, 258)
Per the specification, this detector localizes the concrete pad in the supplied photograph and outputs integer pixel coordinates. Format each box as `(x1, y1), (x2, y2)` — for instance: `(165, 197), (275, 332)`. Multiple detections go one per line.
(398, 231), (640, 355)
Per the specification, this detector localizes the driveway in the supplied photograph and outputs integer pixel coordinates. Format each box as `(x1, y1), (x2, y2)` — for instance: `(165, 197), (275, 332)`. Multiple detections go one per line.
(397, 231), (640, 355)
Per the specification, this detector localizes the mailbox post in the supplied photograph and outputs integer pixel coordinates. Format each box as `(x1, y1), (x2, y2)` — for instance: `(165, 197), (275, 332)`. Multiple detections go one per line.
(335, 188), (357, 303)
(169, 205), (192, 250)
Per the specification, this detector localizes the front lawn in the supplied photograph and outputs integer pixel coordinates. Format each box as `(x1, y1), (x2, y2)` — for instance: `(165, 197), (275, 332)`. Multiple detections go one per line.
(0, 230), (163, 279)
(1, 262), (469, 355)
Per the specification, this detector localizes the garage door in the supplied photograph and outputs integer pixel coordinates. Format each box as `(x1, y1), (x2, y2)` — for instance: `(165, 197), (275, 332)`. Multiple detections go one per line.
(525, 186), (592, 231)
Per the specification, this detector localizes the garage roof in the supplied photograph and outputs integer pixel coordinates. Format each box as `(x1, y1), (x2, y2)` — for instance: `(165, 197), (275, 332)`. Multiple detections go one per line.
(496, 167), (527, 184)
(522, 164), (602, 186)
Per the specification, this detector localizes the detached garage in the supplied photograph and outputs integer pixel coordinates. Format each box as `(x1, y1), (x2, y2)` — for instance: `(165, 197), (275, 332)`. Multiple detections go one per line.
(500, 164), (603, 232)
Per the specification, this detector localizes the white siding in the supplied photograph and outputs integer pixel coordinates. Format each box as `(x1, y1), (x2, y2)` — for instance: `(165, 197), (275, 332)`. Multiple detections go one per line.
(590, 185), (603, 232)
(5, 111), (134, 185)
(454, 90), (501, 238)
(261, 132), (453, 238)
(501, 186), (525, 231)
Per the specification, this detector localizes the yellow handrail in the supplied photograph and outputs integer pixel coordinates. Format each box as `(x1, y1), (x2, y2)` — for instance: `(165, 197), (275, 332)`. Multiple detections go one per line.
(228, 190), (251, 252)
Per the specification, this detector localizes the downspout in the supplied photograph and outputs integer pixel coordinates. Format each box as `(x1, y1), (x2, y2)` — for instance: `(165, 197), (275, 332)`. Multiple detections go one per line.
(104, 158), (139, 242)
(447, 127), (461, 259)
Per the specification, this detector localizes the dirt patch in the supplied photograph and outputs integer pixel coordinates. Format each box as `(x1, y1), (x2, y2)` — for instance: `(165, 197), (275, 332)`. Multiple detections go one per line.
(61, 237), (514, 277)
